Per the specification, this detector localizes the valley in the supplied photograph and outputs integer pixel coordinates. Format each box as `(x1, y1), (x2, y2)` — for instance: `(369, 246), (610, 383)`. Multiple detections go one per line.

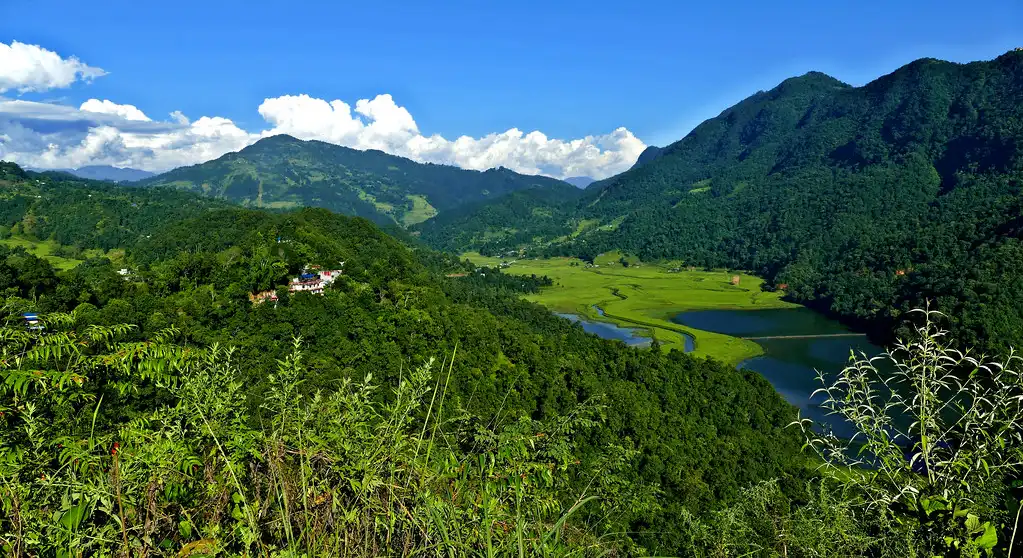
(466, 251), (884, 436)
(464, 250), (798, 364)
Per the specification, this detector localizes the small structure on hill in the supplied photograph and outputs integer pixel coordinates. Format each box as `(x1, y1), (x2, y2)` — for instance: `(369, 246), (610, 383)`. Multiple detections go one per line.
(250, 263), (344, 304)
(730, 275), (741, 285)
(22, 313), (43, 331)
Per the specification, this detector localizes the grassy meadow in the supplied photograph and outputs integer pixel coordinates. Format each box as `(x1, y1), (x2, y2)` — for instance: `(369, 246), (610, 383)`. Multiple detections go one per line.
(0, 236), (120, 271)
(464, 251), (800, 364)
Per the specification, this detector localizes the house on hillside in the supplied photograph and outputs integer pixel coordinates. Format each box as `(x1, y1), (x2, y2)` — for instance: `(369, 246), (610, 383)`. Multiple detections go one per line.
(251, 263), (345, 304)
(23, 313), (43, 331)
(288, 264), (345, 295)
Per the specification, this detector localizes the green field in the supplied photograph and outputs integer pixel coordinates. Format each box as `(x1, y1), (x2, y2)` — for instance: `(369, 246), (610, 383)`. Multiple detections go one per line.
(1, 236), (117, 271)
(465, 251), (799, 364)
(401, 194), (439, 226)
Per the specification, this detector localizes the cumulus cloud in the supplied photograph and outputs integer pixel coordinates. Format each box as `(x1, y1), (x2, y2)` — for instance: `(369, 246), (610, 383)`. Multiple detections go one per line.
(0, 41), (106, 94)
(0, 99), (256, 171)
(257, 93), (646, 179)
(2, 93), (645, 179)
(80, 99), (150, 121)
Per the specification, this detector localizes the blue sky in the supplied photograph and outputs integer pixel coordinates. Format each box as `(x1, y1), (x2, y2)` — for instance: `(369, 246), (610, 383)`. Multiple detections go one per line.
(0, 0), (1020, 176)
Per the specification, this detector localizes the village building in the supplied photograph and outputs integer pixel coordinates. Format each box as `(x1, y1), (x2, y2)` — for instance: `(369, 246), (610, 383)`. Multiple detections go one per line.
(250, 264), (344, 304)
(22, 313), (43, 331)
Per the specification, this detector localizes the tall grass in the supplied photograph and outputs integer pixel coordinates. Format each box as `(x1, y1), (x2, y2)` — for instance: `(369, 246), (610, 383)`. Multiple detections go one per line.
(0, 311), (639, 556)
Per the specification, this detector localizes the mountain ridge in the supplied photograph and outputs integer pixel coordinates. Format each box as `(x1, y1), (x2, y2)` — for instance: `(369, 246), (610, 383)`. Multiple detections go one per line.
(415, 49), (1023, 352)
(138, 135), (571, 225)
(26, 165), (156, 182)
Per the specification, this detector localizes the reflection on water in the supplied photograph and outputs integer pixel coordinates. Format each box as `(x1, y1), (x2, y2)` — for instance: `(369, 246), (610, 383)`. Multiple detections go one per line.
(556, 313), (652, 347)
(674, 308), (884, 438)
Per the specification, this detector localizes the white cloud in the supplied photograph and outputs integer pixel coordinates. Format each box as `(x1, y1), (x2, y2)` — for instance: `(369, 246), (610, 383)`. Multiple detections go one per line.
(2, 87), (645, 179)
(256, 93), (646, 179)
(80, 99), (150, 121)
(0, 41), (106, 94)
(0, 100), (256, 171)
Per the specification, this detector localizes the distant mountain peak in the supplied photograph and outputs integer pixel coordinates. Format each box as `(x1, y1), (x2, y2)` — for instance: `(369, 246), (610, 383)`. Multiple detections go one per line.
(25, 165), (155, 183)
(564, 176), (596, 188)
(257, 133), (302, 144)
(631, 146), (664, 169)
(773, 71), (850, 93)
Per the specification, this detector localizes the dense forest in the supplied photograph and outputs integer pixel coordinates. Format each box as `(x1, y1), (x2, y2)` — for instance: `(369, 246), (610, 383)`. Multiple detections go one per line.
(415, 49), (1023, 355)
(138, 134), (570, 226)
(414, 182), (583, 254)
(1, 163), (810, 555)
(3, 162), (1022, 555)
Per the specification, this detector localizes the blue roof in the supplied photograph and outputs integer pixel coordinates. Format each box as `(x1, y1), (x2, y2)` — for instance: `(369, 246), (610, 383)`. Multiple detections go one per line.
(22, 313), (39, 319)
(299, 273), (317, 280)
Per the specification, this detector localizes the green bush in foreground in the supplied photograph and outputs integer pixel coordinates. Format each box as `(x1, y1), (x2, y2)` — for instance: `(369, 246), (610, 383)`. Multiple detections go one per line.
(793, 309), (1023, 558)
(672, 310), (1023, 558)
(4, 306), (1023, 557)
(0, 310), (649, 557)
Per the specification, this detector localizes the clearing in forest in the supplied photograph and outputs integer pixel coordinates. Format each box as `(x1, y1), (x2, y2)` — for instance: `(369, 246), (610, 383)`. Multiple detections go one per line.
(462, 251), (799, 364)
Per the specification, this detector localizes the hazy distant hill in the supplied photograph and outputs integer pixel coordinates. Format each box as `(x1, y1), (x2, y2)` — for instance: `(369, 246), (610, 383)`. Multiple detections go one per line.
(138, 135), (570, 225)
(26, 165), (155, 182)
(564, 176), (595, 188)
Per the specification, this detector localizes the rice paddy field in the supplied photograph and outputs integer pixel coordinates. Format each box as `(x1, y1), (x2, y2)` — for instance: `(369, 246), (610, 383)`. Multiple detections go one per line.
(463, 251), (800, 365)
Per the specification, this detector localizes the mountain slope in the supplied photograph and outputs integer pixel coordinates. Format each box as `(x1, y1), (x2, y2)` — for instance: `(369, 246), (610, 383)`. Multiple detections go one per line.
(138, 134), (569, 225)
(1, 162), (228, 250)
(415, 182), (584, 253)
(418, 50), (1023, 351)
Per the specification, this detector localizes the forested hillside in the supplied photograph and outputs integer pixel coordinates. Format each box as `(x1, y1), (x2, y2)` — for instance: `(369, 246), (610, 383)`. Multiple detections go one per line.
(0, 163), (807, 555)
(415, 182), (584, 253)
(417, 49), (1023, 353)
(0, 162), (228, 250)
(138, 134), (570, 226)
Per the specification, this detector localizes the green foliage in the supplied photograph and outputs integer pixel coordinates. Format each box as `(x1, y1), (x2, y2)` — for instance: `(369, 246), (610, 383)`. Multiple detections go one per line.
(139, 134), (570, 226)
(417, 50), (1023, 355)
(796, 309), (1023, 557)
(0, 314), (650, 556)
(0, 171), (809, 554)
(675, 479), (899, 557)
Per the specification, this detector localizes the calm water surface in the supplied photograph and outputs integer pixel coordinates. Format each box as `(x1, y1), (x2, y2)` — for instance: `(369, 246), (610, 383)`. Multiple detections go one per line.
(556, 313), (653, 347)
(674, 308), (884, 438)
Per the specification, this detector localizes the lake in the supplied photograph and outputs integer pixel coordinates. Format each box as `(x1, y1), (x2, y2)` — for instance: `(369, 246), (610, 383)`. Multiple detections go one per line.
(556, 313), (653, 347)
(673, 308), (884, 438)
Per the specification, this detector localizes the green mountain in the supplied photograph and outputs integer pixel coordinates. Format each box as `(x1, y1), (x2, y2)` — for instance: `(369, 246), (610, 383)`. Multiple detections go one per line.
(631, 145), (664, 168)
(1, 162), (228, 250)
(415, 181), (584, 254)
(138, 134), (569, 226)
(416, 49), (1023, 351)
(0, 161), (806, 555)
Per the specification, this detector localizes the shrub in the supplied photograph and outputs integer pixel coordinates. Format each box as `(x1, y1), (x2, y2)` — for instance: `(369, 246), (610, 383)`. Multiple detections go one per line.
(0, 311), (642, 556)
